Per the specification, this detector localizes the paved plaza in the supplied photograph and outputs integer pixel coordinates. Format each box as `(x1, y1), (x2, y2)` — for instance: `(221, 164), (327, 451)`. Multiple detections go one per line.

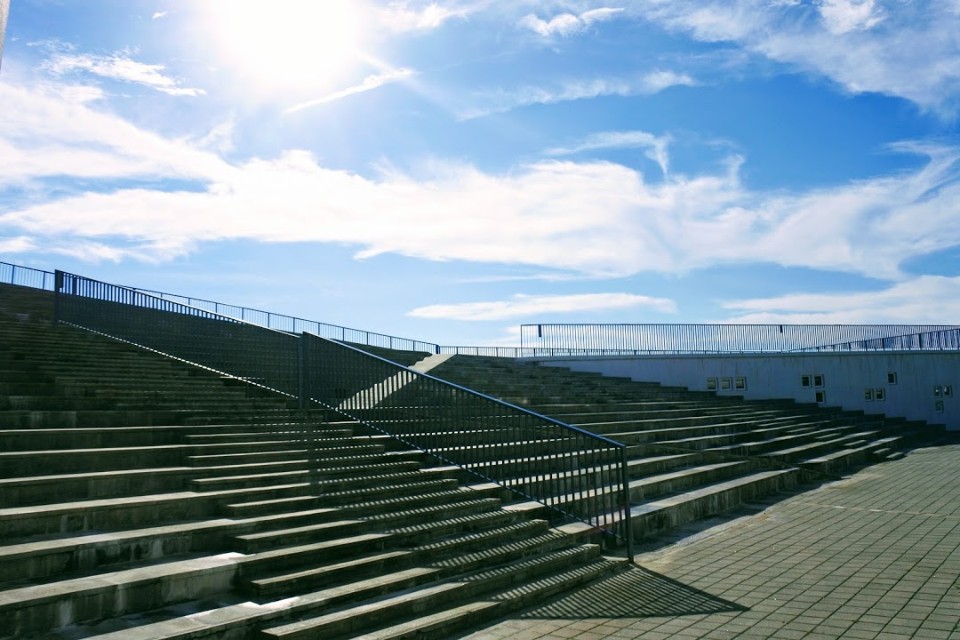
(465, 444), (960, 639)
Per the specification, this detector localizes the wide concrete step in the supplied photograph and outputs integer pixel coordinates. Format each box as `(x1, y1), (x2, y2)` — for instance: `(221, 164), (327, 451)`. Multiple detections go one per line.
(246, 502), (511, 597)
(627, 460), (750, 502)
(0, 551), (243, 638)
(0, 458), (429, 507)
(72, 546), (613, 640)
(0, 475), (473, 541)
(0, 518), (233, 584)
(223, 478), (479, 519)
(801, 436), (903, 474)
(628, 468), (800, 540)
(191, 467), (450, 493)
(757, 429), (886, 463)
(261, 545), (611, 640)
(652, 420), (832, 450)
(572, 410), (795, 434)
(1, 494), (510, 587)
(347, 553), (622, 640)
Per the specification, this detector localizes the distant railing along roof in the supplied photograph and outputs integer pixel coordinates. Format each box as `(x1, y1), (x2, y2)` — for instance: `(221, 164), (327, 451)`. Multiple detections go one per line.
(520, 323), (960, 355)
(3, 261), (957, 355)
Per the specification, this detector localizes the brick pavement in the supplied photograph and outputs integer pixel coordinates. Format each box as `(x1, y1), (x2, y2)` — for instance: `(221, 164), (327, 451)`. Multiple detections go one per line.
(463, 444), (960, 639)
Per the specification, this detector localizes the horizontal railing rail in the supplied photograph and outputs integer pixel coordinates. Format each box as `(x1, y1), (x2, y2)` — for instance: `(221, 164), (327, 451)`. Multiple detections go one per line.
(53, 269), (634, 558)
(520, 323), (960, 355)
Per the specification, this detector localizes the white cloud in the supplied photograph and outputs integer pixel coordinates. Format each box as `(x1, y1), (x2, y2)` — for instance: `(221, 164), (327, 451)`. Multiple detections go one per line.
(458, 70), (694, 119)
(818, 0), (885, 35)
(43, 52), (204, 96)
(631, 0), (960, 113)
(3, 79), (960, 285)
(151, 11), (168, 20)
(379, 1), (474, 32)
(409, 293), (677, 321)
(0, 81), (230, 186)
(0, 236), (37, 254)
(723, 276), (960, 324)
(520, 7), (624, 37)
(285, 68), (415, 113)
(546, 130), (672, 175)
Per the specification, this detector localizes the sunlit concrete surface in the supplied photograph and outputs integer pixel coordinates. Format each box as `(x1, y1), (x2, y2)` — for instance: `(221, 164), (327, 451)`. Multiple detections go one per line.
(464, 444), (960, 639)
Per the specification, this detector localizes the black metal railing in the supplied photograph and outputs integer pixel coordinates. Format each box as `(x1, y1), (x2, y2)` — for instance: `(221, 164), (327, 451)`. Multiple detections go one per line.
(126, 286), (442, 354)
(53, 270), (634, 557)
(0, 261), (55, 290)
(807, 328), (960, 352)
(520, 323), (960, 355)
(55, 271), (302, 399)
(8, 261), (955, 357)
(301, 333), (633, 552)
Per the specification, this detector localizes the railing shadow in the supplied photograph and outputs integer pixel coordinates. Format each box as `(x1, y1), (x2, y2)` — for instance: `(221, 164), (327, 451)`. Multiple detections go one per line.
(518, 565), (745, 619)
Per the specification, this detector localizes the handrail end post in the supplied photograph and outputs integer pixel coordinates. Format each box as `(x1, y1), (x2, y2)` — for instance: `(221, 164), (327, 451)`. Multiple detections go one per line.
(621, 446), (634, 563)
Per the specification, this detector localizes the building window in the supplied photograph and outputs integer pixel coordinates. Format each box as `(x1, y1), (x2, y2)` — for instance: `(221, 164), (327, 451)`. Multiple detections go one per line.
(813, 374), (825, 388)
(945, 385), (954, 398)
(934, 385), (942, 397)
(735, 377), (746, 391)
(864, 389), (874, 401)
(816, 390), (826, 404)
(936, 400), (945, 413)
(875, 388), (885, 401)
(887, 372), (898, 385)
(721, 377), (732, 390)
(801, 375), (812, 388)
(706, 377), (718, 391)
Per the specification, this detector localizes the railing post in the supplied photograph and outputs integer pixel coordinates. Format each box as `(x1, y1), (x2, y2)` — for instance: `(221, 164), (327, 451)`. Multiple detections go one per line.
(297, 333), (306, 410)
(621, 446), (634, 563)
(53, 270), (64, 325)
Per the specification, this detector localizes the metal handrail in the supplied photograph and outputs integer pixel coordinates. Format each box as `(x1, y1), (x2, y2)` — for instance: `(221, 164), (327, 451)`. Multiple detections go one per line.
(0, 261), (55, 290)
(54, 271), (303, 401)
(53, 269), (635, 558)
(5, 261), (956, 357)
(521, 322), (960, 355)
(125, 286), (441, 354)
(302, 334), (633, 554)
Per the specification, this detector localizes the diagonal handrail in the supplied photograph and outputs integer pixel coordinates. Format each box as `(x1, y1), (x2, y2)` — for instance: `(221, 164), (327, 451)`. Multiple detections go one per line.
(53, 269), (635, 558)
(300, 332), (633, 555)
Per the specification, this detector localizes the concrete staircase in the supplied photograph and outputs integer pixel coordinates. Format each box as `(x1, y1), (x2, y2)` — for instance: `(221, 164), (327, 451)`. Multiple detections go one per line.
(0, 284), (625, 639)
(427, 355), (947, 541)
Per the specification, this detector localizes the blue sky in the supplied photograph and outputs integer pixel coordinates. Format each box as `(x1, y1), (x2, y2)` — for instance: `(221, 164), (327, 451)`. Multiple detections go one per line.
(1, 1), (959, 347)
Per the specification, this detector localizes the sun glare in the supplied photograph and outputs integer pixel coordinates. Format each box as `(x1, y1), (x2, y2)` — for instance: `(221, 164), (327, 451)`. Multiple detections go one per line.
(205, 0), (364, 94)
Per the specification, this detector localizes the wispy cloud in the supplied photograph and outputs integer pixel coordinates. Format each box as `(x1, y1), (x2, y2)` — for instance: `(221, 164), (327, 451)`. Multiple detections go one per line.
(519, 7), (624, 38)
(546, 130), (672, 175)
(42, 51), (204, 96)
(631, 0), (960, 113)
(379, 1), (476, 32)
(458, 70), (694, 119)
(285, 68), (414, 113)
(151, 11), (168, 20)
(409, 292), (677, 321)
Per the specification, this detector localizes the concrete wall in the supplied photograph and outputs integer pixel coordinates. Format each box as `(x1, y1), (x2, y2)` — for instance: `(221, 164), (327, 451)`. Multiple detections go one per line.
(536, 351), (960, 430)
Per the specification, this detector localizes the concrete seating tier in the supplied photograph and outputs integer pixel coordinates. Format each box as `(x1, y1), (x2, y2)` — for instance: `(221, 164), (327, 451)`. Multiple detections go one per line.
(428, 355), (946, 541)
(0, 285), (624, 639)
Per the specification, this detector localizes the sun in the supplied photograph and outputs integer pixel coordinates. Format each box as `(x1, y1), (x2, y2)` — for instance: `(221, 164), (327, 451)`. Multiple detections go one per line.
(203, 0), (365, 94)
